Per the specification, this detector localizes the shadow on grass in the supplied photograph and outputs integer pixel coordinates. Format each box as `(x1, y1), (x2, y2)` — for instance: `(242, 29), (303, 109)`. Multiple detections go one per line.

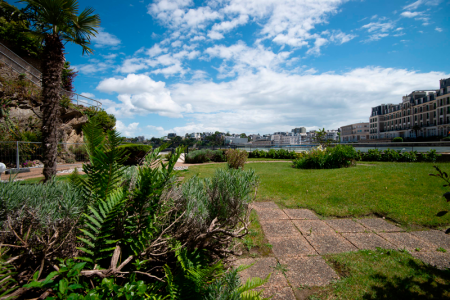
(362, 259), (450, 299)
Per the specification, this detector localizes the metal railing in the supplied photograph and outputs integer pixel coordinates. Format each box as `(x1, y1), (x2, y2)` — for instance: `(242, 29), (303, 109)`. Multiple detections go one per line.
(0, 141), (88, 170)
(0, 42), (102, 109)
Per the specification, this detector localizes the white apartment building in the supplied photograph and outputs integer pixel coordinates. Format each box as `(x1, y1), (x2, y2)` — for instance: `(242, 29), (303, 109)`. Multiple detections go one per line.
(189, 132), (201, 139)
(224, 137), (248, 145)
(271, 133), (301, 145)
(369, 77), (450, 140)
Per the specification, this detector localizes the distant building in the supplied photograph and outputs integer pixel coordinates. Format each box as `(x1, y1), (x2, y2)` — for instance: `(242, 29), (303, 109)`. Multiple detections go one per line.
(271, 133), (300, 145)
(167, 133), (177, 139)
(224, 137), (248, 145)
(137, 136), (145, 142)
(369, 77), (450, 139)
(189, 132), (201, 139)
(326, 130), (339, 141)
(340, 123), (369, 142)
(292, 127), (306, 134)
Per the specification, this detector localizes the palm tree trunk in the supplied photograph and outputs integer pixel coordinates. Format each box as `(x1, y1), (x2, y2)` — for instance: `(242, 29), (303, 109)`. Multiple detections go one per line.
(41, 34), (64, 182)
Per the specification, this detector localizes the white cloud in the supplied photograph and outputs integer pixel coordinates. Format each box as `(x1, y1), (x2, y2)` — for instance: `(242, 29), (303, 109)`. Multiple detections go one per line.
(362, 21), (395, 33)
(80, 92), (95, 98)
(401, 11), (422, 18)
(435, 27), (443, 32)
(96, 74), (189, 118)
(117, 58), (148, 73)
(361, 21), (395, 42)
(163, 67), (449, 133)
(116, 121), (140, 137)
(146, 44), (167, 57)
(403, 0), (440, 11)
(92, 28), (121, 48)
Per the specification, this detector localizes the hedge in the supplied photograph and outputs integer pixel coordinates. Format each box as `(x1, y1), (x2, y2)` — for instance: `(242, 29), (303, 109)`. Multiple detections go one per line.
(118, 144), (152, 165)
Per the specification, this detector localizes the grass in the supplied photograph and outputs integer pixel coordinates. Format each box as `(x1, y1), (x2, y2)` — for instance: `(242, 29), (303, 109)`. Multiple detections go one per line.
(307, 249), (450, 299)
(247, 158), (292, 161)
(181, 161), (450, 228)
(22, 174), (87, 184)
(241, 210), (273, 257)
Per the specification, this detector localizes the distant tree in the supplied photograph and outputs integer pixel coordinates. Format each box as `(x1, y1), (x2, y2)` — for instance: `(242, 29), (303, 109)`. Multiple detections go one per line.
(412, 124), (421, 139)
(240, 133), (247, 138)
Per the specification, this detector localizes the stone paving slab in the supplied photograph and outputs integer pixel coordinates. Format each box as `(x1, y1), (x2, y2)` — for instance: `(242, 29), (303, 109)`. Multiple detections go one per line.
(411, 230), (450, 251)
(258, 287), (296, 300)
(283, 209), (319, 220)
(278, 256), (339, 287)
(234, 257), (288, 288)
(305, 233), (358, 254)
(251, 202), (280, 210)
(325, 219), (367, 233)
(261, 220), (301, 238)
(267, 236), (317, 256)
(411, 252), (450, 270)
(292, 220), (335, 235)
(342, 233), (396, 250)
(378, 232), (437, 251)
(357, 218), (404, 232)
(257, 209), (290, 222)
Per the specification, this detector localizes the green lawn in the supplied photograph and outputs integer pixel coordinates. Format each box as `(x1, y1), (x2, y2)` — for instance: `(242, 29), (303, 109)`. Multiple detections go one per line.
(247, 158), (292, 162)
(182, 162), (450, 228)
(306, 249), (450, 299)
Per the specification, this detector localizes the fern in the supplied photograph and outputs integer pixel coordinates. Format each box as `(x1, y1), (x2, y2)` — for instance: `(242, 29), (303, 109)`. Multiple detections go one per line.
(0, 249), (18, 299)
(78, 120), (128, 202)
(77, 189), (126, 264)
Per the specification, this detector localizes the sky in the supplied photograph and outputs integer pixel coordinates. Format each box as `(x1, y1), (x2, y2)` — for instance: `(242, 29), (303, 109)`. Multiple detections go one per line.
(60, 0), (449, 138)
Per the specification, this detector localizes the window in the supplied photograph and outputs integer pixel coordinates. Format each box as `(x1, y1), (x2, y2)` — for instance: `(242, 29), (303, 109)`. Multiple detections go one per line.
(427, 113), (430, 119)
(440, 99), (443, 106)
(447, 97), (450, 105)
(426, 105), (429, 111)
(434, 111), (436, 117)
(420, 114), (423, 120)
(415, 108), (417, 113)
(434, 103), (437, 109)
(441, 108), (444, 115)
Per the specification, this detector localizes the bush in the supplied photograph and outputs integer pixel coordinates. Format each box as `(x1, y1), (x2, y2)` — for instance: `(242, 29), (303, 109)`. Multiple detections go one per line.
(248, 149), (299, 159)
(69, 145), (88, 161)
(392, 137), (403, 142)
(293, 145), (358, 169)
(226, 149), (248, 169)
(185, 149), (226, 163)
(117, 143), (152, 165)
(1, 120), (267, 299)
(421, 149), (440, 163)
(383, 149), (401, 162)
(358, 148), (440, 163)
(442, 136), (450, 141)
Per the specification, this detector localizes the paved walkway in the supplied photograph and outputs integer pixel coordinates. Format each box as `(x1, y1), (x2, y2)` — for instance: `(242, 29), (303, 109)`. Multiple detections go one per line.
(234, 202), (450, 300)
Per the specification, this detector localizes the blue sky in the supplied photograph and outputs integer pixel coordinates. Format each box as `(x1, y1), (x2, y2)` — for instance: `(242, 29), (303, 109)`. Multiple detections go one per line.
(60, 0), (449, 137)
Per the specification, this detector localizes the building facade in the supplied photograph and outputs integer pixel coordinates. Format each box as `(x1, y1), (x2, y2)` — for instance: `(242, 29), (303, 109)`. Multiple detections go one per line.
(292, 127), (306, 134)
(340, 123), (369, 142)
(369, 78), (450, 139)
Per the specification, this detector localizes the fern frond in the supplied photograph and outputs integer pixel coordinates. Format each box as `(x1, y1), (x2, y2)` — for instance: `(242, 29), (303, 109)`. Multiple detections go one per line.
(238, 273), (271, 294)
(77, 189), (126, 265)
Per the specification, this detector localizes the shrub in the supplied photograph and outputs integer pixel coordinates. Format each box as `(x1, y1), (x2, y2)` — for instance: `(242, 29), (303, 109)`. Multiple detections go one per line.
(226, 149), (249, 169)
(421, 149), (441, 163)
(69, 145), (88, 161)
(383, 149), (401, 162)
(392, 137), (403, 142)
(358, 148), (440, 162)
(442, 136), (450, 141)
(0, 119), (267, 299)
(293, 145), (357, 169)
(185, 149), (226, 163)
(248, 149), (299, 159)
(400, 150), (418, 162)
(117, 143), (152, 165)
(364, 149), (383, 161)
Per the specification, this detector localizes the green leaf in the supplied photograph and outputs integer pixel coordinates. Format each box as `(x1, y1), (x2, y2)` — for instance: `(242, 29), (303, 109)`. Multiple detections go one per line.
(59, 278), (69, 295)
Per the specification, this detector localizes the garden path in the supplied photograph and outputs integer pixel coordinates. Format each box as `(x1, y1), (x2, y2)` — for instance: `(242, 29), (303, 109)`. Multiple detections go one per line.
(234, 202), (450, 299)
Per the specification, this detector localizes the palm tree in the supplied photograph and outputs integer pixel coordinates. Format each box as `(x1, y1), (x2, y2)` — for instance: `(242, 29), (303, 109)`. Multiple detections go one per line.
(19, 0), (100, 181)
